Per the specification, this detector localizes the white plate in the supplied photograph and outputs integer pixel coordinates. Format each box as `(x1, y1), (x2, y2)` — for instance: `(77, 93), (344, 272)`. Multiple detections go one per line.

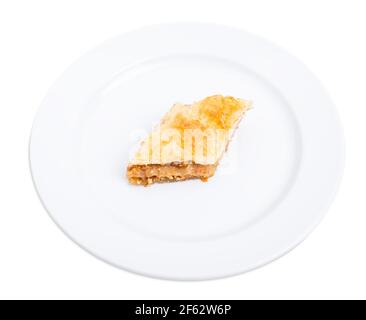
(30, 23), (344, 280)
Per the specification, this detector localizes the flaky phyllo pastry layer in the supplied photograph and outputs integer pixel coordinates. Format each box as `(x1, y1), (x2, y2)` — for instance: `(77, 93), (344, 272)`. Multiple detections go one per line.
(127, 95), (251, 185)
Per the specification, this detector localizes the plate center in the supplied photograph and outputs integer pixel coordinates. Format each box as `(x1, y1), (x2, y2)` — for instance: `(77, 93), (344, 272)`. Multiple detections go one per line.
(78, 55), (301, 241)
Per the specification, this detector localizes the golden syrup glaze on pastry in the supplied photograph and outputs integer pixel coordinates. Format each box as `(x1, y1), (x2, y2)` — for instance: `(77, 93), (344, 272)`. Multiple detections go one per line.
(171, 95), (247, 130)
(129, 95), (251, 166)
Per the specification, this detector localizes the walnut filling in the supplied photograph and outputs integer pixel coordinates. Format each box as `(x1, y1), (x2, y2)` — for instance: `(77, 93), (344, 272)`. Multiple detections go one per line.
(127, 163), (217, 186)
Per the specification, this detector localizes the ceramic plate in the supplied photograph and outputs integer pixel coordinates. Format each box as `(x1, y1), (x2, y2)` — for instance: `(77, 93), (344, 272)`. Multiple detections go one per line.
(30, 23), (344, 280)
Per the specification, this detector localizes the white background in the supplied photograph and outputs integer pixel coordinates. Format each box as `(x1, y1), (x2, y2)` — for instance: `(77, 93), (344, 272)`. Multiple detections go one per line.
(0, 0), (365, 300)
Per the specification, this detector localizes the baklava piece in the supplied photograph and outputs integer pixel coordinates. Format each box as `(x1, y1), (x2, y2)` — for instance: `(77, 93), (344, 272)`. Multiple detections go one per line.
(126, 95), (251, 185)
